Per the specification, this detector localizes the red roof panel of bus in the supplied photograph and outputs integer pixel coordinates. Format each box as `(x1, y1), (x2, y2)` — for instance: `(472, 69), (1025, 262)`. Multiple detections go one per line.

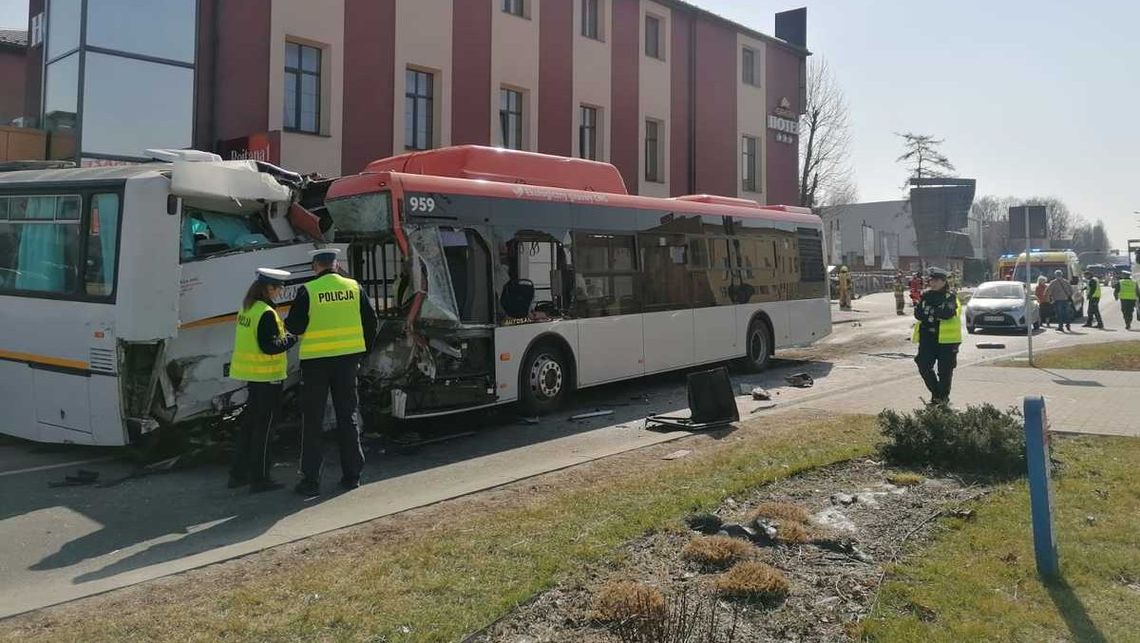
(362, 145), (629, 195)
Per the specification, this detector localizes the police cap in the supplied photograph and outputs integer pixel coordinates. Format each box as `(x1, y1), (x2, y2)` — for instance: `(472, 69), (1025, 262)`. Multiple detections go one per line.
(927, 267), (949, 279)
(256, 268), (291, 284)
(308, 247), (341, 263)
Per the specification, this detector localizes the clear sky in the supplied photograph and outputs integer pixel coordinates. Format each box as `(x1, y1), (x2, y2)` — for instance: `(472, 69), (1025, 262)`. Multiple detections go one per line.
(701, 0), (1140, 250)
(3, 1), (1137, 248)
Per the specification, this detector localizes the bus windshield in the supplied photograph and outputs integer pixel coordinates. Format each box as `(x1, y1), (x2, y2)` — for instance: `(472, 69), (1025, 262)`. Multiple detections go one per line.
(1012, 263), (1067, 283)
(325, 191), (392, 238)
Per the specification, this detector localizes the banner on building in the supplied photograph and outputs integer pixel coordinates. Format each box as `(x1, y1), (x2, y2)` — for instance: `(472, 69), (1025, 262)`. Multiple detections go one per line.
(862, 225), (875, 267)
(881, 232), (899, 271)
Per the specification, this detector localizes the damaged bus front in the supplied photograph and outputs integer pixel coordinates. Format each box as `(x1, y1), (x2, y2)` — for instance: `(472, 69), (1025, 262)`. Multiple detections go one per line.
(325, 175), (499, 420)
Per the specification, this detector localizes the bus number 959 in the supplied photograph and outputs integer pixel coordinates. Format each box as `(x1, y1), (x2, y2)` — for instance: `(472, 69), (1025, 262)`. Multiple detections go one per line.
(408, 196), (436, 213)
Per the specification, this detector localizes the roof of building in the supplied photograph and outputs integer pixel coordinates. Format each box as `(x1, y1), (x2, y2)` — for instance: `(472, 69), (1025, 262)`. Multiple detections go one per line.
(0, 28), (28, 48)
(664, 1), (809, 55)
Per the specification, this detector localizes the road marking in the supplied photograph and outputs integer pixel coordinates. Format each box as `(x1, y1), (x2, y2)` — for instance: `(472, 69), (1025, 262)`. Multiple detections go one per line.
(0, 457), (115, 478)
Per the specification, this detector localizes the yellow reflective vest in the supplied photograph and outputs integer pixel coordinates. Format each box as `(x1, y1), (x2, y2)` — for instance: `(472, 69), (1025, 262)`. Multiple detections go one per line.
(230, 300), (288, 382)
(911, 294), (962, 344)
(1119, 279), (1137, 301)
(299, 273), (366, 360)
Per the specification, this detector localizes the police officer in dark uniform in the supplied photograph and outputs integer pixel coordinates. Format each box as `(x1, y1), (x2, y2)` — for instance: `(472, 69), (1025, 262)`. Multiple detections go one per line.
(286, 248), (378, 497)
(912, 267), (962, 405)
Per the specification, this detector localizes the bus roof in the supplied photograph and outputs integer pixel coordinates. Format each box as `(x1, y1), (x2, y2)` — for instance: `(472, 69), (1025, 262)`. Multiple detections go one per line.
(0, 164), (168, 186)
(364, 145), (629, 195)
(335, 147), (819, 227)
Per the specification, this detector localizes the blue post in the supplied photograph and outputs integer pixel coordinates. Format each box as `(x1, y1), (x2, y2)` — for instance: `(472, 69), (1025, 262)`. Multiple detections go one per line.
(1024, 396), (1058, 578)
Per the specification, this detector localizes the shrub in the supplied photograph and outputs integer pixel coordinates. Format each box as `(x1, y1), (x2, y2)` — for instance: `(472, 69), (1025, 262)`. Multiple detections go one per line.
(681, 535), (754, 570)
(591, 581), (667, 625)
(877, 403), (1026, 477)
(886, 472), (925, 487)
(714, 561), (790, 602)
(775, 521), (813, 544)
(745, 501), (811, 526)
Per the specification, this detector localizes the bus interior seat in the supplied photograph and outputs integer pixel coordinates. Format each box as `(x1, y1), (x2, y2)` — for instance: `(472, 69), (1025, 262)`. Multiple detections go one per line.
(501, 278), (535, 318)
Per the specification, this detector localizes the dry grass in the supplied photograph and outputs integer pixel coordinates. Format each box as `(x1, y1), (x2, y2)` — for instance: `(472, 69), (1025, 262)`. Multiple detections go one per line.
(886, 472), (926, 487)
(775, 521), (814, 544)
(865, 435), (1140, 642)
(681, 535), (754, 570)
(745, 501), (811, 526)
(713, 561), (790, 602)
(590, 581), (667, 624)
(995, 339), (1140, 371)
(0, 413), (878, 643)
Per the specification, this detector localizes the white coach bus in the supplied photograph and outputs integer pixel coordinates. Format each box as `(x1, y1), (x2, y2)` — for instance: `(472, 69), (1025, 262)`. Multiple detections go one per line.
(0, 153), (326, 446)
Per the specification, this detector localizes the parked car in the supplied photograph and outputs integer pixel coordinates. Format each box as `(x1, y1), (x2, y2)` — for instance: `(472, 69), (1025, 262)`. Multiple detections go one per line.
(965, 281), (1040, 333)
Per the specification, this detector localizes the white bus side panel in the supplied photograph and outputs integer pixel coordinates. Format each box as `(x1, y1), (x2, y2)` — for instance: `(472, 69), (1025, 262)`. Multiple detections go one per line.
(784, 298), (832, 347)
(494, 320), (581, 403)
(693, 306), (739, 362)
(575, 314), (645, 386)
(115, 175), (180, 341)
(89, 373), (126, 445)
(643, 309), (695, 373)
(0, 361), (36, 442)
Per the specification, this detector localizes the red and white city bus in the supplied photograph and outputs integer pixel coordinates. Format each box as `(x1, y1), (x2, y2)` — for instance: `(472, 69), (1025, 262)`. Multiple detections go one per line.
(325, 146), (830, 420)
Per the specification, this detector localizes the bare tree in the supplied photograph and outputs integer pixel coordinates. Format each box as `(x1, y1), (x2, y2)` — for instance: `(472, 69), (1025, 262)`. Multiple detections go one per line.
(798, 58), (853, 208)
(896, 132), (956, 181)
(971, 195), (1018, 263)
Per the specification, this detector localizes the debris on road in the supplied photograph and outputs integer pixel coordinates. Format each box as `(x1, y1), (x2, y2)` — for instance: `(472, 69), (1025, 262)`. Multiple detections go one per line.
(976, 342), (1006, 349)
(750, 387), (772, 401)
(568, 410), (614, 421)
(49, 469), (100, 488)
(784, 373), (815, 388)
(749, 403), (778, 414)
(661, 449), (692, 461)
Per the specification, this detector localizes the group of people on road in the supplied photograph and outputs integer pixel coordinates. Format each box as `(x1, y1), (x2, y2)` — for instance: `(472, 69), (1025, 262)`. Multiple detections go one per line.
(228, 248), (378, 496)
(1034, 268), (1139, 332)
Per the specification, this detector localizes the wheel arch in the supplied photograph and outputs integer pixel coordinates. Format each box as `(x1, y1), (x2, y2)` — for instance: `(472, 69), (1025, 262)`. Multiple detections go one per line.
(521, 332), (578, 389)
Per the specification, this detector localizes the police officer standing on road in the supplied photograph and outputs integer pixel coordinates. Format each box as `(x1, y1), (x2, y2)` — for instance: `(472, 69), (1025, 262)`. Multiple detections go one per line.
(286, 248), (378, 497)
(1081, 270), (1104, 329)
(838, 265), (853, 310)
(912, 267), (961, 405)
(1113, 270), (1140, 330)
(229, 268), (297, 493)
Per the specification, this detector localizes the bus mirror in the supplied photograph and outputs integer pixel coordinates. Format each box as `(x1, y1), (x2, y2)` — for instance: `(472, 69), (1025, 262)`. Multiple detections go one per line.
(167, 195), (182, 216)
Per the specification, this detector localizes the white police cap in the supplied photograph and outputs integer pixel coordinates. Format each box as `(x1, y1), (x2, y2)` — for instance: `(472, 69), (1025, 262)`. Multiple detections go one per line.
(308, 247), (342, 261)
(256, 267), (291, 284)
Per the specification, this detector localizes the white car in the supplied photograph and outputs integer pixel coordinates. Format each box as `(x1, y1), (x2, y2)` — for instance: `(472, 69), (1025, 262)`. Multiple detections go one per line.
(965, 281), (1041, 333)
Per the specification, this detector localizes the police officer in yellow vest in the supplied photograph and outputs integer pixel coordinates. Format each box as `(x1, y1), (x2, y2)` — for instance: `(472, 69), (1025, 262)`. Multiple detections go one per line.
(912, 267), (961, 405)
(229, 268), (297, 493)
(1113, 270), (1140, 330)
(286, 248), (378, 497)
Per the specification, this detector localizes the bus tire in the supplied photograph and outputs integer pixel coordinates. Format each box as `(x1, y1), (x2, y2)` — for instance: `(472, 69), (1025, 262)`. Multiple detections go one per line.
(741, 318), (772, 373)
(518, 341), (571, 416)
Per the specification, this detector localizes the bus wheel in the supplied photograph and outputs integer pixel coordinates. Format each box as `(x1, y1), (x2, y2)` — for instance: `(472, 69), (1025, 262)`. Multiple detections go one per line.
(741, 318), (772, 373)
(519, 342), (570, 416)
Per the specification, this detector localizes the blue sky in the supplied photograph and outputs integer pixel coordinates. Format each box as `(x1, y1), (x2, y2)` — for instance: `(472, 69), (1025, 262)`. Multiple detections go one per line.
(3, 1), (1138, 248)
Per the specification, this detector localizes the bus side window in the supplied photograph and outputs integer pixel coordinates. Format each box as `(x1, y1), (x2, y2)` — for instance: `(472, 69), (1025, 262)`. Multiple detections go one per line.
(0, 195), (82, 295)
(84, 193), (121, 297)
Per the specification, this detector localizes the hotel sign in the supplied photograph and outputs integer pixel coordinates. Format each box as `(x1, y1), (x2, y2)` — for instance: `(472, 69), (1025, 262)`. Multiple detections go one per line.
(768, 97), (799, 145)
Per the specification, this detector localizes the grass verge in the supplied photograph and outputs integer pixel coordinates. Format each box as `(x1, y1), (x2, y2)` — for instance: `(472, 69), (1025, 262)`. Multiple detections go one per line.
(4, 413), (877, 643)
(863, 434), (1140, 642)
(995, 340), (1140, 370)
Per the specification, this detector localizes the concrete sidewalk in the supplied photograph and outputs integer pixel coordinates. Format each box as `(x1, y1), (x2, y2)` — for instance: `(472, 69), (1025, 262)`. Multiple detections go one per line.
(797, 363), (1140, 437)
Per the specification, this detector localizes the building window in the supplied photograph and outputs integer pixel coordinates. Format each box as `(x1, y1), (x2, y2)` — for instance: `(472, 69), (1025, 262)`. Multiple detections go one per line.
(645, 119), (663, 183)
(502, 0), (526, 18)
(742, 135), (759, 192)
(741, 47), (759, 87)
(645, 15), (663, 59)
(405, 68), (435, 150)
(582, 0), (601, 39)
(500, 88), (524, 150)
(284, 42), (321, 134)
(579, 106), (598, 160)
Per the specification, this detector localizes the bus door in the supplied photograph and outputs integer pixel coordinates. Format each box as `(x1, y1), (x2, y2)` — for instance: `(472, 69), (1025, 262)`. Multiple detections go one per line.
(572, 231), (645, 385)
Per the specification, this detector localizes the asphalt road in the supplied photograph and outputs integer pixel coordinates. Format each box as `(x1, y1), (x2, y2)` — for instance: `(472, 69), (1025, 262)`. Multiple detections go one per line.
(0, 291), (1131, 617)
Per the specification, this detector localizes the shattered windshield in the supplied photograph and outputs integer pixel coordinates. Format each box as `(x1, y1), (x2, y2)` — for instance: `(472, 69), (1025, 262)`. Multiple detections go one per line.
(325, 192), (392, 238)
(406, 225), (461, 324)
